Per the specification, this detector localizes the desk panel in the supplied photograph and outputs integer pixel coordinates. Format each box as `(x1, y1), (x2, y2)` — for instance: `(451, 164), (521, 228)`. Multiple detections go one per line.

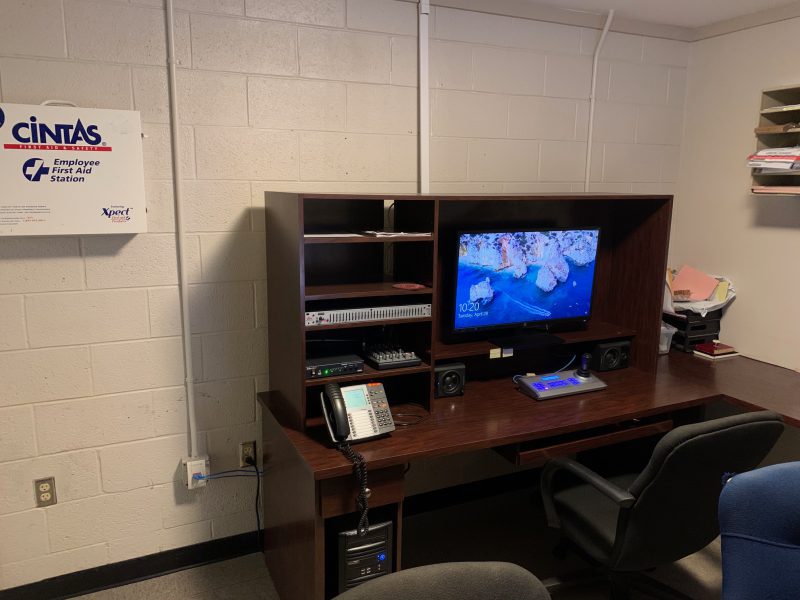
(259, 352), (800, 600)
(261, 354), (800, 481)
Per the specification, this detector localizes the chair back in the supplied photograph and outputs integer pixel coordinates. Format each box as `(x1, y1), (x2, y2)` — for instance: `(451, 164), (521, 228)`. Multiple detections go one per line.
(719, 461), (800, 600)
(611, 411), (784, 571)
(332, 561), (550, 600)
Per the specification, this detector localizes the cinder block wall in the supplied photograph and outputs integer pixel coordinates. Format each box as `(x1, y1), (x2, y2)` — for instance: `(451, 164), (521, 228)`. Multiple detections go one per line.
(0, 0), (687, 588)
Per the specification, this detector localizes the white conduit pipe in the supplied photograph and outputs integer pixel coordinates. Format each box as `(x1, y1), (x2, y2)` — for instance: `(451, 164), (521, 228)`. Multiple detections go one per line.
(418, 0), (431, 193)
(166, 0), (199, 458)
(584, 9), (615, 192)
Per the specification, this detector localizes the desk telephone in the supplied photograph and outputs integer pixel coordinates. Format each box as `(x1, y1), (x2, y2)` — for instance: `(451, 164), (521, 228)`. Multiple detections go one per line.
(320, 382), (396, 443)
(320, 382), (396, 538)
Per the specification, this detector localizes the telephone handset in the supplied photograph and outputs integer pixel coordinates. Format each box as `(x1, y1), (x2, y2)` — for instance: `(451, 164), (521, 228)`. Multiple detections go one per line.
(320, 382), (396, 444)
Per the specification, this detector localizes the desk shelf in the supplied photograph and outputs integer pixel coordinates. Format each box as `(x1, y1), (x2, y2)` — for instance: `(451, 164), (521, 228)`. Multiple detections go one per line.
(305, 282), (432, 301)
(432, 321), (636, 361)
(304, 234), (434, 244)
(304, 400), (430, 430)
(496, 417), (673, 467)
(752, 84), (800, 195)
(304, 363), (431, 387)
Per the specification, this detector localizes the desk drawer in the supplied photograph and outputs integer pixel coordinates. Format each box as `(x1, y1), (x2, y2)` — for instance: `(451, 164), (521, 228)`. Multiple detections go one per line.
(320, 465), (404, 518)
(497, 418), (673, 467)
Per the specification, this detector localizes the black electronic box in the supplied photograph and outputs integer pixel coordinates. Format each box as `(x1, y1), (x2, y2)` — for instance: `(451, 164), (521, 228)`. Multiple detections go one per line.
(338, 521), (392, 593)
(306, 354), (364, 380)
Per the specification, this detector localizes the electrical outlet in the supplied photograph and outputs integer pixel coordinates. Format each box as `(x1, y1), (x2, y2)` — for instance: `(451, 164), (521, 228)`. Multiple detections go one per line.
(183, 457), (209, 490)
(239, 441), (256, 468)
(34, 477), (57, 507)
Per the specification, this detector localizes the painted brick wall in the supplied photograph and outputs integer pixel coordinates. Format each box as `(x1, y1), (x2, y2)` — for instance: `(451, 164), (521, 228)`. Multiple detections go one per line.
(0, 0), (688, 588)
(429, 7), (688, 194)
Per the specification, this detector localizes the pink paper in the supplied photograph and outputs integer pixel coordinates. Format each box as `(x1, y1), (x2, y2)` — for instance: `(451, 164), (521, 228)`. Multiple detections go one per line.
(671, 265), (718, 302)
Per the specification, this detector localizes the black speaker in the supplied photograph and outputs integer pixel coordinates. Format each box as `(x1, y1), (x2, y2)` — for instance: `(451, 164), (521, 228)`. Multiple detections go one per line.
(434, 363), (465, 397)
(591, 341), (630, 371)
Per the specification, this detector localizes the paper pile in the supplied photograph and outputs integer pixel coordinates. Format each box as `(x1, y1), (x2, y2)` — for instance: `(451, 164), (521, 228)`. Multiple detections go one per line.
(664, 265), (735, 317)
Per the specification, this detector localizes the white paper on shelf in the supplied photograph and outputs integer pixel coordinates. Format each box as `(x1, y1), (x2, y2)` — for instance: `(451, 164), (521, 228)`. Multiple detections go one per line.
(304, 232), (365, 238)
(748, 147), (800, 169)
(664, 276), (736, 318)
(753, 166), (800, 173)
(361, 230), (431, 237)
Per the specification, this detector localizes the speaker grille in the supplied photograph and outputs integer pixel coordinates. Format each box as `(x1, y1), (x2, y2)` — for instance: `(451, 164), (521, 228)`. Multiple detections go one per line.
(601, 347), (621, 369)
(592, 341), (630, 372)
(435, 363), (465, 397)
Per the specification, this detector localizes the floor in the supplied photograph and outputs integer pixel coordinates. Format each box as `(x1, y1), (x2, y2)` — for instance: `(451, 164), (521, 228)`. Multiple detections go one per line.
(75, 486), (721, 600)
(75, 553), (279, 600)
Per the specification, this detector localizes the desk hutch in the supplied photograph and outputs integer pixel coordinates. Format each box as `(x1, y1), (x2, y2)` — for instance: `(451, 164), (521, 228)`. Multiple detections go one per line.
(259, 192), (679, 598)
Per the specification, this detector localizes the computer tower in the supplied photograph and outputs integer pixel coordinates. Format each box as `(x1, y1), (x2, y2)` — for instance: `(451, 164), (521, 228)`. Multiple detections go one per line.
(337, 521), (393, 593)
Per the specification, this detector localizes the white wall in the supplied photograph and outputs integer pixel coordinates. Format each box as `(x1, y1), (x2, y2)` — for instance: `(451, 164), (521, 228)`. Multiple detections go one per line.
(671, 17), (800, 371)
(429, 7), (688, 194)
(0, 0), (687, 589)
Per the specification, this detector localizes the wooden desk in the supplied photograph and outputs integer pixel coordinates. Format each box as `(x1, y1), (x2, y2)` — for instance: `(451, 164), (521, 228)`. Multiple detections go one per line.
(257, 352), (800, 600)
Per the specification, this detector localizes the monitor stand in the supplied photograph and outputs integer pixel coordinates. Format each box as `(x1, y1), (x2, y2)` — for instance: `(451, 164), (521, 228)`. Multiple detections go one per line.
(489, 331), (564, 351)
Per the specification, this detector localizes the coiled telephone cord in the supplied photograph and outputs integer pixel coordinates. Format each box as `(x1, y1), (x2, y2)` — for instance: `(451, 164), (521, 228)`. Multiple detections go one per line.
(338, 442), (369, 536)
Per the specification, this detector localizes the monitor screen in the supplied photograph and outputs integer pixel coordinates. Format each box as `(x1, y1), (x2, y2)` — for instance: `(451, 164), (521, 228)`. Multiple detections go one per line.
(452, 229), (600, 332)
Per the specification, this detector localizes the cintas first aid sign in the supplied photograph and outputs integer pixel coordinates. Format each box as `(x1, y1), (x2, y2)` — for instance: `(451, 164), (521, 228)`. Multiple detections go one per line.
(0, 103), (146, 235)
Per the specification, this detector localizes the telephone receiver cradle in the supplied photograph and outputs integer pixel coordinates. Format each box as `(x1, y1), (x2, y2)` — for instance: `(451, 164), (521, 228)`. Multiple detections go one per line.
(320, 382), (396, 444)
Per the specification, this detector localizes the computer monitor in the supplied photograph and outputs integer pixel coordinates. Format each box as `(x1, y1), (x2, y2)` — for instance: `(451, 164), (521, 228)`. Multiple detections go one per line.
(450, 228), (600, 337)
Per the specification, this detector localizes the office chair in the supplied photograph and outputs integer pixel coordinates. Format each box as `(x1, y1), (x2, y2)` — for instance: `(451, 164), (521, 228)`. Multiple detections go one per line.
(719, 461), (800, 600)
(540, 411), (784, 599)
(332, 561), (551, 600)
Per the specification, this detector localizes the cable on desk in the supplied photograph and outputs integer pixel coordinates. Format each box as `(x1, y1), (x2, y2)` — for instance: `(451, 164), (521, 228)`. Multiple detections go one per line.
(338, 442), (369, 536)
(392, 403), (429, 427)
(511, 354), (577, 385)
(556, 354), (577, 372)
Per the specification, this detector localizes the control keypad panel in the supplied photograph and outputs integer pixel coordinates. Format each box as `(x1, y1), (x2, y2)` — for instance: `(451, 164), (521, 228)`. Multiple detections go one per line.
(518, 371), (607, 400)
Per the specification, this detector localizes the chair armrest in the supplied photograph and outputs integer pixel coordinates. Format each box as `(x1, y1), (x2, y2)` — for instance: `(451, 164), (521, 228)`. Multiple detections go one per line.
(541, 456), (635, 528)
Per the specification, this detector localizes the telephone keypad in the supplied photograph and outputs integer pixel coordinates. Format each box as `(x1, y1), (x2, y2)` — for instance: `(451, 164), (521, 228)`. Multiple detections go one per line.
(367, 385), (395, 432)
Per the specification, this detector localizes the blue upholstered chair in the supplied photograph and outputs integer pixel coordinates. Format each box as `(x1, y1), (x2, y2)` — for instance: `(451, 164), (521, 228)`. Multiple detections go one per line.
(719, 461), (800, 600)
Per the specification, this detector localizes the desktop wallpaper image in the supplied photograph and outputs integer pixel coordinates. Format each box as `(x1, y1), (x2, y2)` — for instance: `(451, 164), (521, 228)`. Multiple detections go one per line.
(454, 230), (600, 331)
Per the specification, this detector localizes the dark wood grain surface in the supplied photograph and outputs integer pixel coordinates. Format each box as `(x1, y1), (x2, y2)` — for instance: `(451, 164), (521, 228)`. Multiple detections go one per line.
(260, 352), (800, 481)
(304, 282), (433, 300)
(303, 234), (434, 244)
(292, 193), (673, 202)
(432, 320), (636, 360)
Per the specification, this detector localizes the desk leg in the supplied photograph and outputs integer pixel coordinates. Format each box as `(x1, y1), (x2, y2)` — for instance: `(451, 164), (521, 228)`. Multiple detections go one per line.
(262, 411), (325, 600)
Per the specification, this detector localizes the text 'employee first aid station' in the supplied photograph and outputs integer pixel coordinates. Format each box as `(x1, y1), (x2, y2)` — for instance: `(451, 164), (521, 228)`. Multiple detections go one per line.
(0, 103), (146, 236)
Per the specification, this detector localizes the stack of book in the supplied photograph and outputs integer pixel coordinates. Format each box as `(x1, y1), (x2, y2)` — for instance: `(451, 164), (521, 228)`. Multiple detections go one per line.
(748, 146), (800, 173)
(693, 341), (739, 361)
